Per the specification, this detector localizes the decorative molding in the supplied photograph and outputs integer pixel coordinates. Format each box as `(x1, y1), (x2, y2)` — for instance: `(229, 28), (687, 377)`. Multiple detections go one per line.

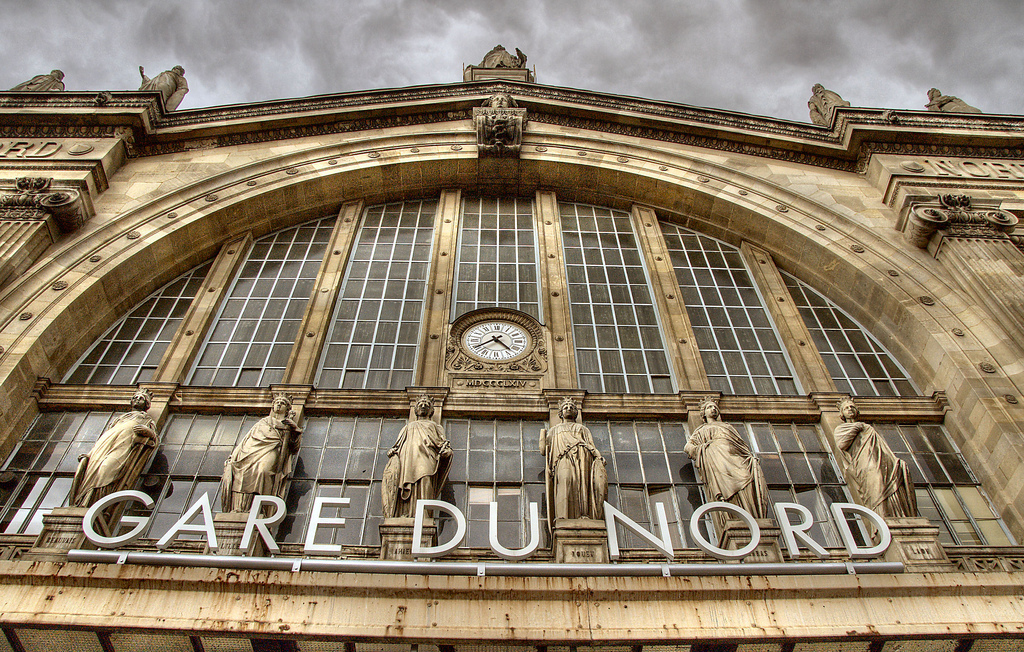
(0, 177), (87, 232)
(474, 94), (525, 157)
(903, 194), (1018, 249)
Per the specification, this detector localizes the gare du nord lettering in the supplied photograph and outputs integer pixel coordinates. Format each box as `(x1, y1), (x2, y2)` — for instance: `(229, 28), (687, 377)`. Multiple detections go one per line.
(64, 391), (902, 572)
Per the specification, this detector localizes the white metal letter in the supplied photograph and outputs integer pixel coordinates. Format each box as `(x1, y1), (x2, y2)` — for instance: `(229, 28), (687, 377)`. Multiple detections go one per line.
(689, 501), (760, 560)
(773, 502), (829, 559)
(830, 502), (891, 558)
(412, 499), (466, 558)
(156, 492), (219, 552)
(82, 490), (154, 549)
(241, 495), (286, 553)
(488, 501), (540, 560)
(604, 501), (674, 560)
(303, 497), (350, 554)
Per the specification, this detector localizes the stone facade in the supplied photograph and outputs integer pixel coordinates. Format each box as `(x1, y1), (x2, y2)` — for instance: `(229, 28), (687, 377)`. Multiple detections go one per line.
(0, 66), (1022, 652)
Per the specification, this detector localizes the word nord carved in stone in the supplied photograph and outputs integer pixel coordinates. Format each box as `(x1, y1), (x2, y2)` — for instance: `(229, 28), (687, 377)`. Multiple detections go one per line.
(0, 141), (62, 158)
(82, 492), (892, 564)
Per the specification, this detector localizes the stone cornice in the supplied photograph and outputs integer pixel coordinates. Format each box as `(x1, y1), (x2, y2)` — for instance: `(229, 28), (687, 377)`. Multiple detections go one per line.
(2, 83), (1023, 170)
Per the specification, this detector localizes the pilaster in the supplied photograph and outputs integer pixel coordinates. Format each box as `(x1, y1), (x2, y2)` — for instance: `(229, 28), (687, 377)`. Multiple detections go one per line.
(631, 205), (709, 392)
(417, 190), (461, 387)
(534, 191), (577, 388)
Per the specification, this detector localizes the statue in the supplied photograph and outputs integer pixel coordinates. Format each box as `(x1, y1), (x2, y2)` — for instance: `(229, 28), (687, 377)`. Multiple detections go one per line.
(834, 398), (917, 518)
(684, 397), (769, 521)
(381, 396), (453, 518)
(70, 388), (159, 507)
(925, 88), (981, 114)
(220, 393), (302, 513)
(539, 398), (608, 522)
(139, 65), (189, 112)
(479, 45), (527, 69)
(808, 83), (850, 126)
(10, 70), (65, 92)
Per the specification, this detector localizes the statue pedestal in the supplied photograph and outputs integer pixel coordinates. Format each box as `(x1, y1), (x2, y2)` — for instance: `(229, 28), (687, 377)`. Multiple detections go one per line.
(25, 506), (90, 561)
(552, 518), (608, 563)
(208, 512), (264, 556)
(379, 517), (437, 561)
(882, 517), (953, 572)
(719, 518), (783, 563)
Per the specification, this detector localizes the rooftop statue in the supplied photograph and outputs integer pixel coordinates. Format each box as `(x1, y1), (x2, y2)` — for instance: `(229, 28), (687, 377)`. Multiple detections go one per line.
(139, 65), (189, 112)
(925, 88), (981, 114)
(479, 44), (528, 69)
(834, 398), (917, 518)
(10, 70), (65, 92)
(539, 397), (607, 522)
(807, 83), (850, 126)
(382, 396), (452, 518)
(70, 388), (159, 507)
(221, 393), (302, 513)
(684, 397), (769, 519)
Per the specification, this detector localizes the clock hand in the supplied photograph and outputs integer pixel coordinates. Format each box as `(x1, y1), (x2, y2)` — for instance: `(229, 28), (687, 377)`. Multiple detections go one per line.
(489, 334), (512, 350)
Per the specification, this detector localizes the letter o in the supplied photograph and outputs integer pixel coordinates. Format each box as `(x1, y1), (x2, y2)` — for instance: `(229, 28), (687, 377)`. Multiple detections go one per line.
(689, 501), (761, 560)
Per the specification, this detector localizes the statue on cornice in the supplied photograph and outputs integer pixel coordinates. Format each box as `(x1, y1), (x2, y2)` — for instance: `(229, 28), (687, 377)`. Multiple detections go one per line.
(221, 393), (302, 512)
(10, 70), (65, 92)
(381, 396), (452, 518)
(685, 397), (769, 519)
(139, 65), (189, 112)
(925, 88), (981, 114)
(539, 398), (607, 522)
(479, 45), (527, 69)
(70, 388), (159, 507)
(834, 398), (917, 518)
(807, 83), (850, 126)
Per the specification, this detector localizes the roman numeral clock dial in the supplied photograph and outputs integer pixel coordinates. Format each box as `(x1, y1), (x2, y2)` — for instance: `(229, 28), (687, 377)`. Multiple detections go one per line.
(463, 321), (530, 361)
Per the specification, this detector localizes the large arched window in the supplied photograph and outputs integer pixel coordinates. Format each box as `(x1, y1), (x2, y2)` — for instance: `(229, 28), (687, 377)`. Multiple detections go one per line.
(21, 195), (1011, 551)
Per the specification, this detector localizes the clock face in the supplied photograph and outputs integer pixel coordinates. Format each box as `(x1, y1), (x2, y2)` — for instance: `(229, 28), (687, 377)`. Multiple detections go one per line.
(463, 321), (530, 361)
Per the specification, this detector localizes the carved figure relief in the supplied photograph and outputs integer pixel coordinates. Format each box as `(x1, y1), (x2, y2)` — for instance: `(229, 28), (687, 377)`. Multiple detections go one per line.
(220, 393), (302, 513)
(539, 398), (608, 523)
(684, 397), (769, 523)
(139, 65), (189, 112)
(381, 396), (453, 519)
(925, 88), (981, 114)
(70, 388), (159, 507)
(807, 83), (850, 126)
(474, 94), (526, 157)
(834, 398), (917, 518)
(10, 70), (65, 92)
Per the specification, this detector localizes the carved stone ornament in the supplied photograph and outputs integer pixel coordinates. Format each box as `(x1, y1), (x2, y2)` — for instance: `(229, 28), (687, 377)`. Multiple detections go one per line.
(446, 308), (547, 375)
(473, 94), (526, 158)
(540, 397), (608, 525)
(381, 396), (452, 519)
(905, 194), (1018, 248)
(807, 83), (850, 126)
(0, 177), (86, 232)
(464, 45), (535, 82)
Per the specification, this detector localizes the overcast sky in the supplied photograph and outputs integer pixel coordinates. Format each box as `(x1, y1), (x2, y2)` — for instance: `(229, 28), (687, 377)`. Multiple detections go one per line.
(4, 0), (1022, 123)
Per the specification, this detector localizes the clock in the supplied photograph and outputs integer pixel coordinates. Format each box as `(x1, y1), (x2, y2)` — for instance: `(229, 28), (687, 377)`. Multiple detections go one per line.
(462, 321), (531, 361)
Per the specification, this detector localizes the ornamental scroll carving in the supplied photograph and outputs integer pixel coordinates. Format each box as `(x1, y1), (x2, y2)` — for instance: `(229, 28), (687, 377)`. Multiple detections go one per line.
(473, 94), (526, 158)
(905, 194), (1017, 248)
(446, 308), (547, 374)
(0, 177), (87, 232)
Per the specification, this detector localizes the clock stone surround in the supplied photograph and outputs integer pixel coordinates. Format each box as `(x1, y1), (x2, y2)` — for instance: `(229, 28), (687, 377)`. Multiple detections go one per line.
(445, 308), (549, 390)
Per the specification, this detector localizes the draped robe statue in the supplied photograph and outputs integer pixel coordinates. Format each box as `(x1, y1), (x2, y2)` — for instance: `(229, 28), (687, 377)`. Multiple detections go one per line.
(925, 88), (981, 114)
(685, 397), (769, 524)
(808, 83), (850, 125)
(382, 396), (452, 518)
(540, 398), (607, 522)
(834, 398), (917, 518)
(139, 65), (189, 111)
(71, 389), (159, 507)
(11, 70), (65, 92)
(221, 393), (302, 513)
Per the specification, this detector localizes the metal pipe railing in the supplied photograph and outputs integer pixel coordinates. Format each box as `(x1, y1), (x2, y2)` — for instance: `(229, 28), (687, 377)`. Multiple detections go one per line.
(66, 550), (904, 576)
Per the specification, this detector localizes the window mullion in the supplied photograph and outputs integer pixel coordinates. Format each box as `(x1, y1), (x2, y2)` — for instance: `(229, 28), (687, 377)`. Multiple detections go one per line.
(281, 201), (364, 385)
